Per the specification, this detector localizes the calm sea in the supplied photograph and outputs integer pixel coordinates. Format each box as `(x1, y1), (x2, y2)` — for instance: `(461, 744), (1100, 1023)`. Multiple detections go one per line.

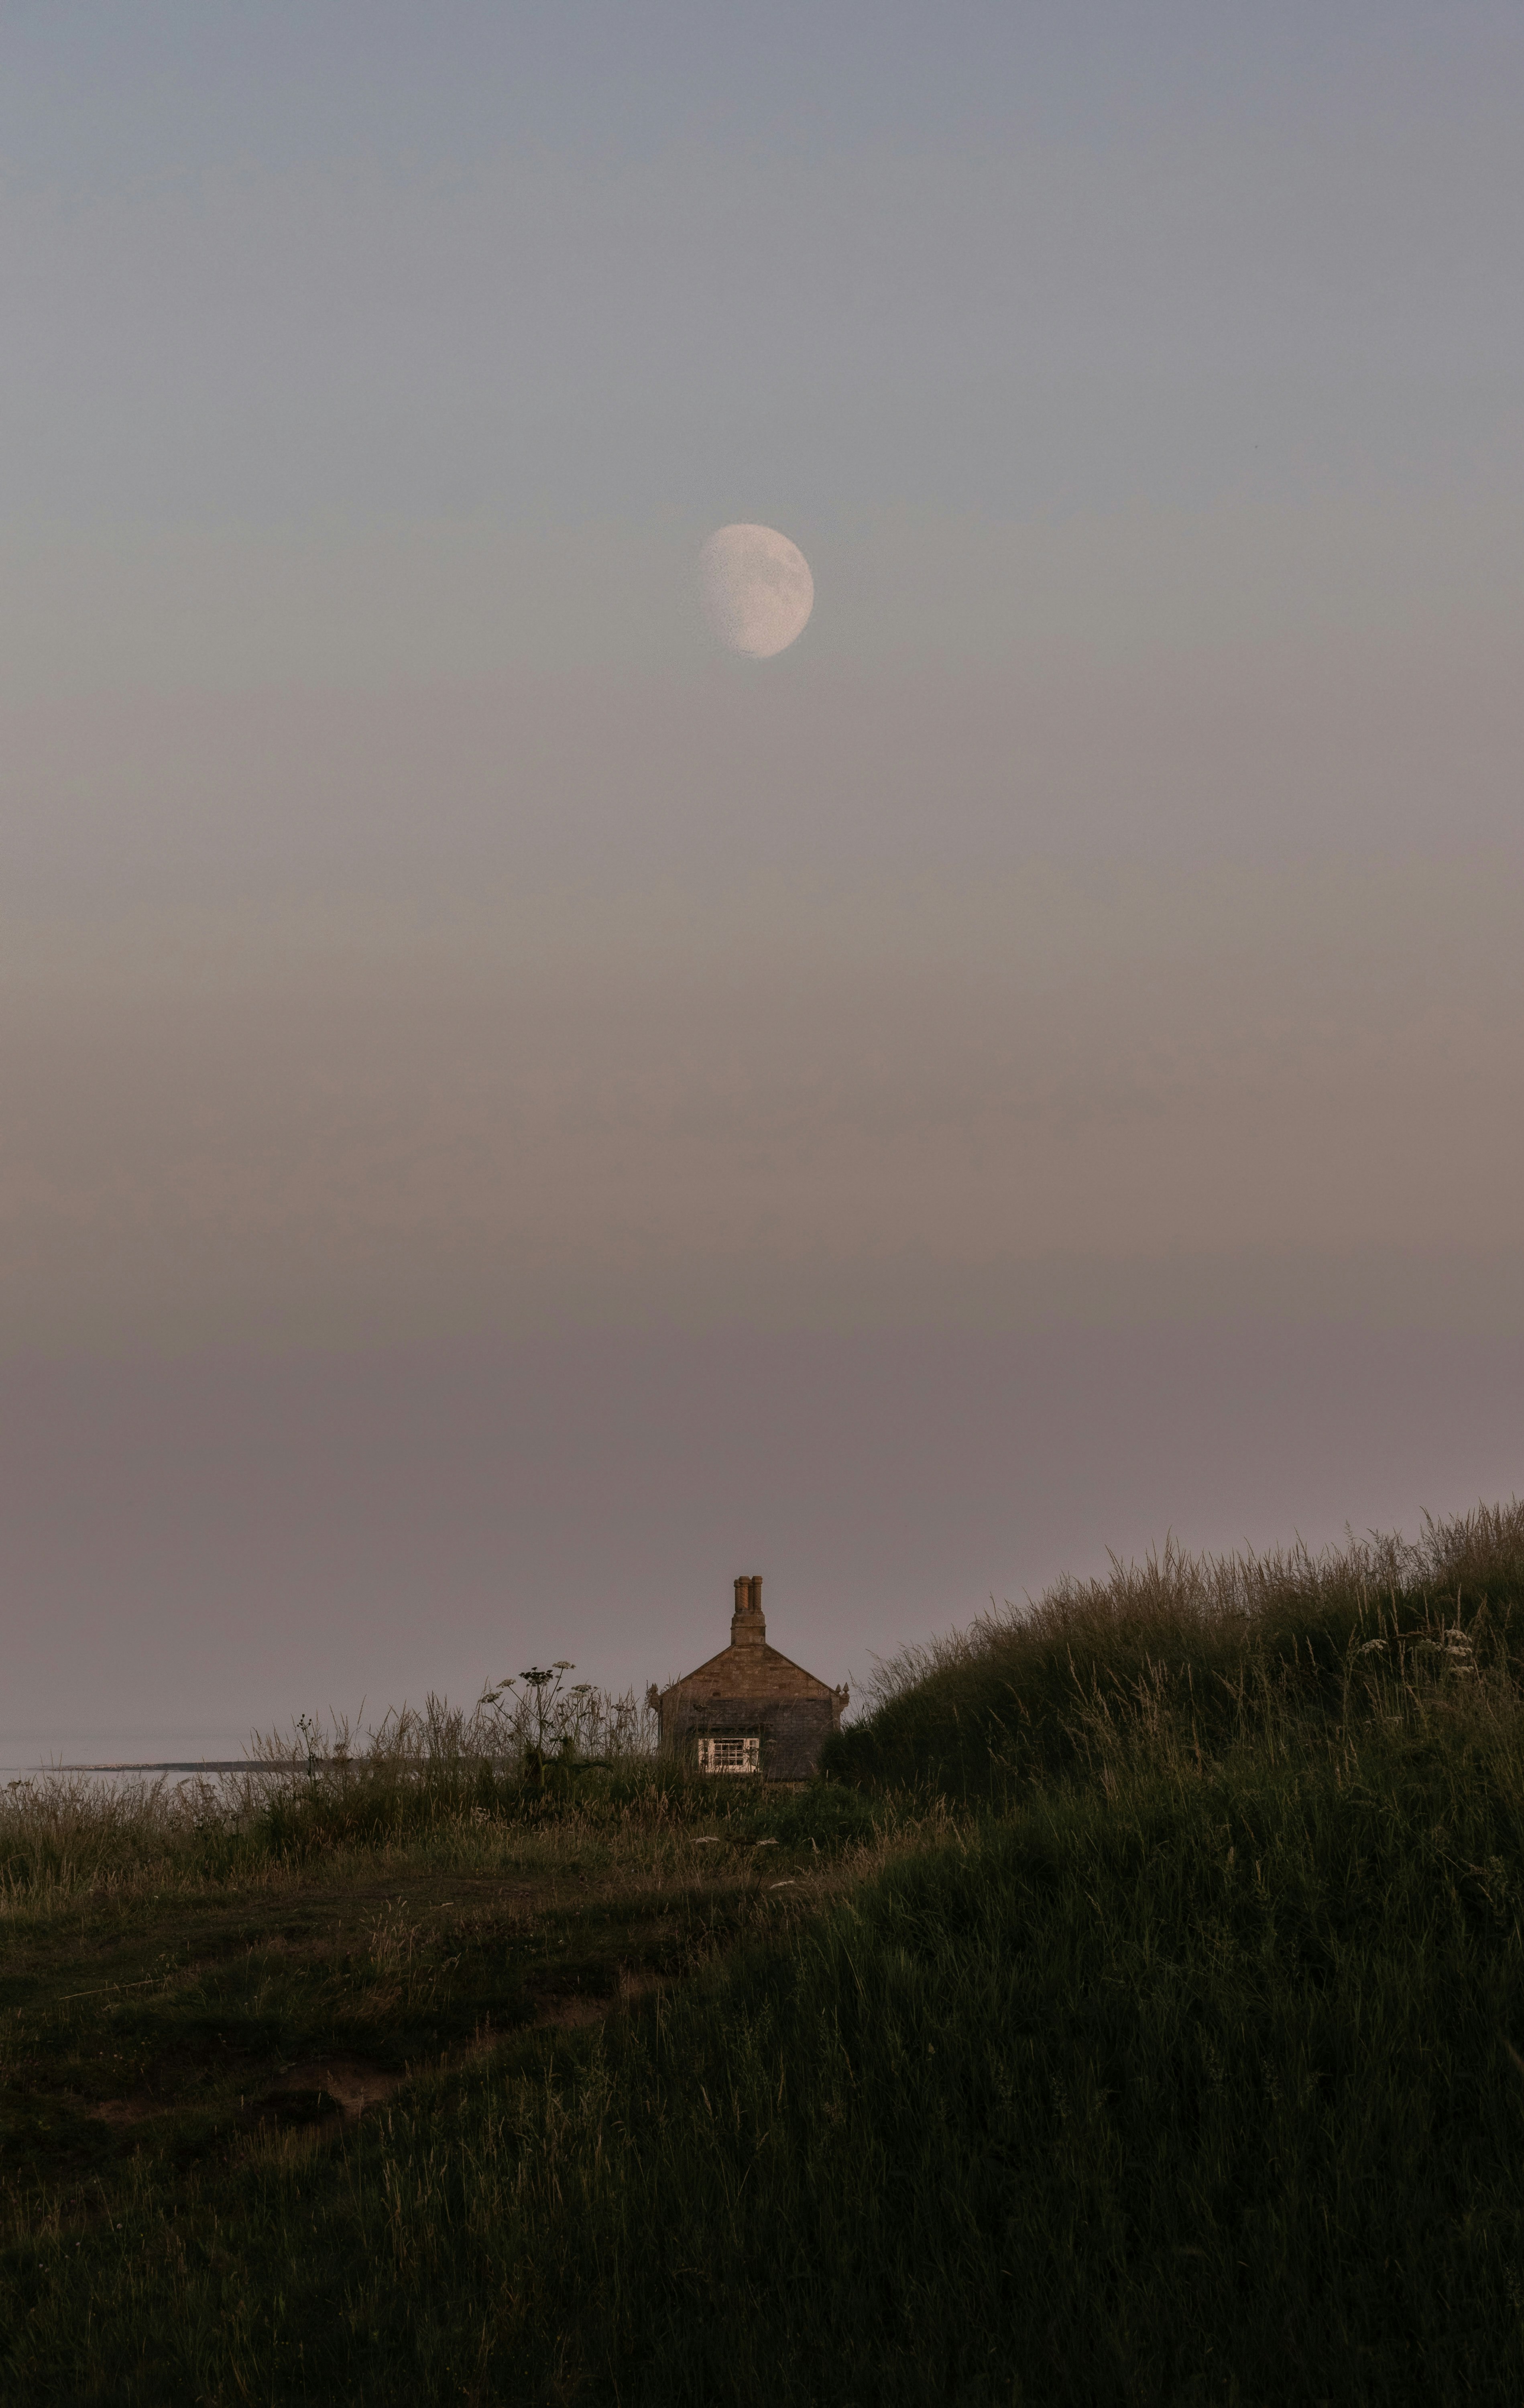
(1, 1730), (261, 1779)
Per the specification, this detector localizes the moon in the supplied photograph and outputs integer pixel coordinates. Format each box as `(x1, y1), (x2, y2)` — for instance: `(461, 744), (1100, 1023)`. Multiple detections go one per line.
(699, 523), (814, 659)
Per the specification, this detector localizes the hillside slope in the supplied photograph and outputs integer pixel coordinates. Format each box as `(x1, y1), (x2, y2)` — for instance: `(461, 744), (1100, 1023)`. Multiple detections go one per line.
(6, 1504), (1524, 2405)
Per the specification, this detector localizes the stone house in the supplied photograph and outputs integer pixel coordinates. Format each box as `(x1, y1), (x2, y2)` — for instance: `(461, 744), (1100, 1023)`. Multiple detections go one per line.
(650, 1577), (848, 1779)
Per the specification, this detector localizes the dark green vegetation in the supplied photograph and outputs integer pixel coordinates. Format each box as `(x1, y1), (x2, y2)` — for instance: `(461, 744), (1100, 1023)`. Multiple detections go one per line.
(824, 1504), (1524, 1804)
(6, 1504), (1524, 2404)
(3, 1777), (869, 2209)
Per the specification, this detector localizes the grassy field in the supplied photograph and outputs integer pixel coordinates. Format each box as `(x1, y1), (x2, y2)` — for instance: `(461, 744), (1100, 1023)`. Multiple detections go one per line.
(5, 1504), (1524, 2403)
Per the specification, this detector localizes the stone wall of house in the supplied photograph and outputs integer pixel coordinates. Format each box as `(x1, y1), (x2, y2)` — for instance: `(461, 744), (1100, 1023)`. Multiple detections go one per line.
(663, 1690), (839, 1781)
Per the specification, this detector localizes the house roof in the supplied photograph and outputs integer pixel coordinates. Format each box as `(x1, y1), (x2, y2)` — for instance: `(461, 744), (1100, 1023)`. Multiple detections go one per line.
(659, 1638), (838, 1705)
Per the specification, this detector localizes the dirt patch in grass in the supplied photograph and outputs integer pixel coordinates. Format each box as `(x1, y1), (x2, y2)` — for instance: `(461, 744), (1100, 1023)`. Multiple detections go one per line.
(253, 2056), (406, 2120)
(0, 1797), (876, 2240)
(83, 2096), (159, 2128)
(532, 1993), (611, 2029)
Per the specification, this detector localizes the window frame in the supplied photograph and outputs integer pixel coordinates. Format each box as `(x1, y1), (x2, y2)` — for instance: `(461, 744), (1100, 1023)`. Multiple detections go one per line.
(696, 1734), (761, 1775)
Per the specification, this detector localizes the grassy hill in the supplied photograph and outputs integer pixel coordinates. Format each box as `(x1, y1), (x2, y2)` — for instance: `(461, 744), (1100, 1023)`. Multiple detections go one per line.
(5, 1503), (1524, 2403)
(824, 1501), (1524, 1802)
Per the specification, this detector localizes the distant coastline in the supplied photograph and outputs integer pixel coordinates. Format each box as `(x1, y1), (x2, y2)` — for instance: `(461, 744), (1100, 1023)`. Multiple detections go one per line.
(0, 1734), (264, 1779)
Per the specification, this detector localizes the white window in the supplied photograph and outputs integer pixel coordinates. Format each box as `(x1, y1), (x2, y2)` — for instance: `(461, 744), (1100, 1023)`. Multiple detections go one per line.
(696, 1734), (760, 1775)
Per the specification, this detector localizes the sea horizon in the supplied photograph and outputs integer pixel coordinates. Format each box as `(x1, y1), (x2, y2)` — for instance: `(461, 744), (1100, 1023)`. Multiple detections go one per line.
(1, 1729), (266, 1779)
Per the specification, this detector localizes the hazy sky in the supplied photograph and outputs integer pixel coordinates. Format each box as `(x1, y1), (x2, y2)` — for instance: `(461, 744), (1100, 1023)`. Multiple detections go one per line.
(2, 4), (1522, 1755)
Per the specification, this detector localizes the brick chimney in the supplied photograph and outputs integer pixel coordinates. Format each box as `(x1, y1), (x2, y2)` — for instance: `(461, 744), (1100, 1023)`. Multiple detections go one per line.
(730, 1573), (765, 1647)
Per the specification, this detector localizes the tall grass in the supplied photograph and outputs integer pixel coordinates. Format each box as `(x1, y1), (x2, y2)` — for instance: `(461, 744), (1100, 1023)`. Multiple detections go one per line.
(241, 1674), (664, 1864)
(248, 1668), (657, 1783)
(0, 1772), (227, 1909)
(11, 1503), (1524, 2402)
(8, 1652), (1524, 2404)
(827, 1499), (1524, 1801)
(0, 1673), (661, 1907)
(0, 1708), (875, 1911)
